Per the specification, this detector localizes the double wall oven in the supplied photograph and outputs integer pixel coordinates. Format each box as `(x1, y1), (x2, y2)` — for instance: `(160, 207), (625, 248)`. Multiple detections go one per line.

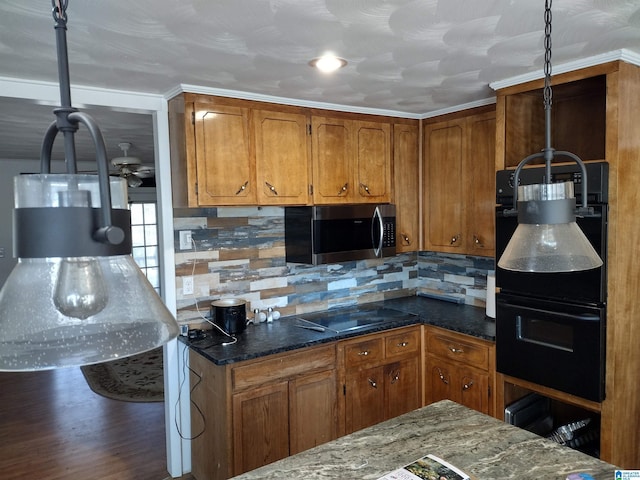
(495, 162), (608, 403)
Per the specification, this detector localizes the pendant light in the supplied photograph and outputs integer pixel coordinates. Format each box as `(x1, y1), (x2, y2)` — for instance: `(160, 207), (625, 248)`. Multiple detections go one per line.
(0, 0), (179, 371)
(497, 0), (603, 273)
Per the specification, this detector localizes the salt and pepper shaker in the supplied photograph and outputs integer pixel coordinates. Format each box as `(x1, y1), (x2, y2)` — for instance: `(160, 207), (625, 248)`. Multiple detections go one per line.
(253, 308), (266, 324)
(252, 307), (280, 324)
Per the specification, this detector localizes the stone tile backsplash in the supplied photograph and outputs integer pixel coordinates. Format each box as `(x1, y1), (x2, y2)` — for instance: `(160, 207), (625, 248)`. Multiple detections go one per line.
(173, 207), (494, 323)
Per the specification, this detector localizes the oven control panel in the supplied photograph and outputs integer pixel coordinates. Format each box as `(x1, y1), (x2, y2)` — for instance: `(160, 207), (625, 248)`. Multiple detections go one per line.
(496, 161), (608, 205)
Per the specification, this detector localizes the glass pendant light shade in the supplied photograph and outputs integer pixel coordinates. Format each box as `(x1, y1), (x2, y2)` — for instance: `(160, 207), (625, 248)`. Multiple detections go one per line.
(0, 174), (179, 371)
(498, 181), (603, 272)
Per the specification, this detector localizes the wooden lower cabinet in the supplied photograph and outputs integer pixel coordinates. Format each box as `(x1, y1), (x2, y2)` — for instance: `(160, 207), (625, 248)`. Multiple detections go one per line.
(340, 326), (422, 435)
(189, 344), (337, 480)
(425, 326), (495, 416)
(189, 323), (495, 479)
(426, 358), (490, 414)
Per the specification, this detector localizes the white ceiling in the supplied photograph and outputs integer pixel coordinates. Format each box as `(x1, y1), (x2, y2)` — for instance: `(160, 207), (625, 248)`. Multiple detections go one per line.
(1, 0), (640, 165)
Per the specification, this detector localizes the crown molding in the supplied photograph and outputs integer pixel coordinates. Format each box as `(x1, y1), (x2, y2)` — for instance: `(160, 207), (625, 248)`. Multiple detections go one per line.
(489, 49), (640, 92)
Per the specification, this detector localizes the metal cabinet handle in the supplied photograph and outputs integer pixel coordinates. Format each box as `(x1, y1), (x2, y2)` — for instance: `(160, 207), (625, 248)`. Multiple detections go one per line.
(390, 370), (400, 384)
(265, 181), (278, 195)
(462, 380), (474, 391)
(358, 350), (370, 356)
(397, 341), (409, 348)
(368, 378), (377, 388)
(235, 180), (249, 195)
(473, 234), (484, 247)
(450, 234), (461, 245)
(338, 183), (349, 195)
(437, 367), (449, 385)
(360, 182), (371, 195)
(401, 233), (411, 246)
(449, 346), (464, 354)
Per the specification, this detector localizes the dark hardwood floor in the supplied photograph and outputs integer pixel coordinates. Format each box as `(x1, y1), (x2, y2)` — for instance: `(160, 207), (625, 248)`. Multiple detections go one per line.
(0, 366), (187, 480)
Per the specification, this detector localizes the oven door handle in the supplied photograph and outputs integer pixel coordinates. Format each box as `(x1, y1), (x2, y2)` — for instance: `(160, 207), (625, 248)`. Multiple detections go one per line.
(500, 302), (600, 322)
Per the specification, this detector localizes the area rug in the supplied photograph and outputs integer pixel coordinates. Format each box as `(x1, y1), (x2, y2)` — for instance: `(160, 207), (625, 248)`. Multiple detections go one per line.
(81, 347), (164, 402)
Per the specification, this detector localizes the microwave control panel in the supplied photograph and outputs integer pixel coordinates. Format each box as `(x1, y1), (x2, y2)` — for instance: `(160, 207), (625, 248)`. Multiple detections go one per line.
(382, 220), (395, 247)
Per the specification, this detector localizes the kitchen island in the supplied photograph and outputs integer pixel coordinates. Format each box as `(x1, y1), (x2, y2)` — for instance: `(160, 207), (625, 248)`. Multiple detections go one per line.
(229, 400), (618, 480)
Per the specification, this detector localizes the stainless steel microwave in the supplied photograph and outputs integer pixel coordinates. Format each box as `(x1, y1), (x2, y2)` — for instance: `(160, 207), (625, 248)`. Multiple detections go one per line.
(284, 204), (396, 265)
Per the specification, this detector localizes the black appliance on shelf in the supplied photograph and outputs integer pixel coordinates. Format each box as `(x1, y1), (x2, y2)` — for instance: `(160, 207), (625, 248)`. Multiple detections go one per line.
(495, 162), (608, 403)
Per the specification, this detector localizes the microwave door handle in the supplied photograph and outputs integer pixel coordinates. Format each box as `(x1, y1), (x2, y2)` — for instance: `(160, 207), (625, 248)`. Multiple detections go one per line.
(501, 302), (600, 322)
(372, 206), (384, 257)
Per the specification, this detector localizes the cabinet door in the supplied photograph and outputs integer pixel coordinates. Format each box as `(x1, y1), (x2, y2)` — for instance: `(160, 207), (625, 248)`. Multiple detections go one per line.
(465, 111), (496, 255)
(194, 103), (255, 205)
(393, 123), (420, 252)
(426, 360), (453, 405)
(385, 357), (421, 419)
(253, 109), (311, 205)
(312, 116), (354, 203)
(232, 381), (290, 475)
(289, 369), (338, 454)
(354, 121), (392, 203)
(457, 365), (490, 415)
(423, 119), (465, 251)
(345, 366), (385, 434)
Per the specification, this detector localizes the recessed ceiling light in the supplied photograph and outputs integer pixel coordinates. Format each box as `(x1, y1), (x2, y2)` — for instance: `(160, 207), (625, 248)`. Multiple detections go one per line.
(309, 54), (347, 73)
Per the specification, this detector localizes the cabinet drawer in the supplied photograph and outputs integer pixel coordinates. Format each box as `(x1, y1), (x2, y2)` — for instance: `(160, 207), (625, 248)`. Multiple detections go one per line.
(385, 328), (420, 359)
(232, 344), (336, 391)
(427, 329), (489, 370)
(344, 337), (384, 367)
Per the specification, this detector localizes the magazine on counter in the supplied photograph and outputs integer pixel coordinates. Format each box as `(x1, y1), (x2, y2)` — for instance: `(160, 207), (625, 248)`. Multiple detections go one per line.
(377, 453), (470, 480)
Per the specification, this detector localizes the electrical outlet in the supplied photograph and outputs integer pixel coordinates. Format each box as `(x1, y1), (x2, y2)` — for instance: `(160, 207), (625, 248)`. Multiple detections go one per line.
(179, 230), (192, 250)
(183, 276), (194, 295)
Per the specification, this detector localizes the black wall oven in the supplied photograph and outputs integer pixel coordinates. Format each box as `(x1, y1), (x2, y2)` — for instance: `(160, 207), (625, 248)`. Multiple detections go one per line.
(495, 162), (608, 402)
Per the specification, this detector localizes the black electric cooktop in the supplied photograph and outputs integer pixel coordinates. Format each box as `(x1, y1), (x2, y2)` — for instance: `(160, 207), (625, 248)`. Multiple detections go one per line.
(296, 306), (416, 333)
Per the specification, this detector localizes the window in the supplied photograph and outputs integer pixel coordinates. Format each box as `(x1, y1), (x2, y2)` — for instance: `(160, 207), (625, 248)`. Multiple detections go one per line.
(130, 202), (160, 294)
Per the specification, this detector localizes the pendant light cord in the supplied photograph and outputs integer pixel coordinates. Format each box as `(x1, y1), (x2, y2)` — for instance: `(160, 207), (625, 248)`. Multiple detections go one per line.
(543, 0), (554, 180)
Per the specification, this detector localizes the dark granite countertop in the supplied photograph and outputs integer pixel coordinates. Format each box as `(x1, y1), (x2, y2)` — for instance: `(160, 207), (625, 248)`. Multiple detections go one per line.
(230, 400), (618, 480)
(181, 294), (495, 366)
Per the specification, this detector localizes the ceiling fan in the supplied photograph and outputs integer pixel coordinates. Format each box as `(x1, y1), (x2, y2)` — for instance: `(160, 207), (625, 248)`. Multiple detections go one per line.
(111, 142), (154, 188)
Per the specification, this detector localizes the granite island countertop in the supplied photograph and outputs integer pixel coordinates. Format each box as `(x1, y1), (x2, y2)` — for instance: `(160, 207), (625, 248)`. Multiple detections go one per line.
(229, 400), (618, 480)
(181, 294), (495, 365)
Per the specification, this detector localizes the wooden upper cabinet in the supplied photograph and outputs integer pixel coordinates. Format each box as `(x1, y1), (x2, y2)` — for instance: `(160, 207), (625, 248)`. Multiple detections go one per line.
(253, 109), (311, 205)
(169, 93), (395, 207)
(393, 122), (420, 252)
(423, 107), (495, 255)
(354, 121), (392, 202)
(194, 103), (256, 205)
(423, 118), (465, 251)
(312, 116), (392, 204)
(311, 116), (354, 203)
(465, 111), (496, 256)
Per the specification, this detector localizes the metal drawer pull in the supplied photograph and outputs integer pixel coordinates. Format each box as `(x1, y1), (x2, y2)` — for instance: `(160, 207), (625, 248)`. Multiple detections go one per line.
(368, 378), (377, 388)
(473, 234), (484, 247)
(358, 350), (370, 356)
(360, 182), (371, 195)
(235, 180), (249, 195)
(450, 234), (461, 245)
(449, 346), (464, 354)
(437, 368), (449, 385)
(338, 183), (349, 195)
(462, 380), (474, 391)
(397, 341), (409, 347)
(401, 233), (411, 245)
(390, 370), (400, 384)
(265, 181), (278, 195)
